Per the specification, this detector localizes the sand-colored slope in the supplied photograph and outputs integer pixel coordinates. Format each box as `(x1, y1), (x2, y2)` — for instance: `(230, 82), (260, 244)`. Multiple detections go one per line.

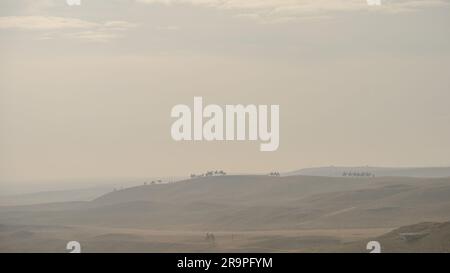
(337, 221), (450, 253)
(1, 175), (449, 231)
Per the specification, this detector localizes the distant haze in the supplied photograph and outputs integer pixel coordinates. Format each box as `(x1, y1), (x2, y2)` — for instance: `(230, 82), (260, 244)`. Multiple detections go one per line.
(1, 1), (450, 192)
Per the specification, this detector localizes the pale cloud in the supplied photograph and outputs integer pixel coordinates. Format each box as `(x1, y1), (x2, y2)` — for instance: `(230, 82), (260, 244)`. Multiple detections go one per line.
(0, 16), (97, 30)
(136, 0), (450, 21)
(104, 21), (138, 31)
(59, 30), (121, 42)
(0, 16), (137, 42)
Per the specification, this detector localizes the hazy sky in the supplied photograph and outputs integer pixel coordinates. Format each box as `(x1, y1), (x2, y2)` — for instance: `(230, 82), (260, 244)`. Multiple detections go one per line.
(1, 0), (450, 190)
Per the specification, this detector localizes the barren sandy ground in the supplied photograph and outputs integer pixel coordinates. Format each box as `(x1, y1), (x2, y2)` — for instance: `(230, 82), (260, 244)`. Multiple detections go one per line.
(1, 175), (449, 252)
(0, 224), (391, 253)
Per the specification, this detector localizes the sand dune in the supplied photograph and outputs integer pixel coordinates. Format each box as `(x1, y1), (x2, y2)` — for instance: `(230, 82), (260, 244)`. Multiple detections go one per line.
(1, 175), (450, 230)
(1, 175), (449, 252)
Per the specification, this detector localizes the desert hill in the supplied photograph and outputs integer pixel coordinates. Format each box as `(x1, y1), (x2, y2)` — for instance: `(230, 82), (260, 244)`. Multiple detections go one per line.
(1, 175), (449, 231)
(287, 166), (450, 178)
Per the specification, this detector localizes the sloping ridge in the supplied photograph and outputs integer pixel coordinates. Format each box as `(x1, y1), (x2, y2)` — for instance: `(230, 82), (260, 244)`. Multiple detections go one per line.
(1, 175), (450, 231)
(342, 221), (450, 252)
(287, 166), (450, 178)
